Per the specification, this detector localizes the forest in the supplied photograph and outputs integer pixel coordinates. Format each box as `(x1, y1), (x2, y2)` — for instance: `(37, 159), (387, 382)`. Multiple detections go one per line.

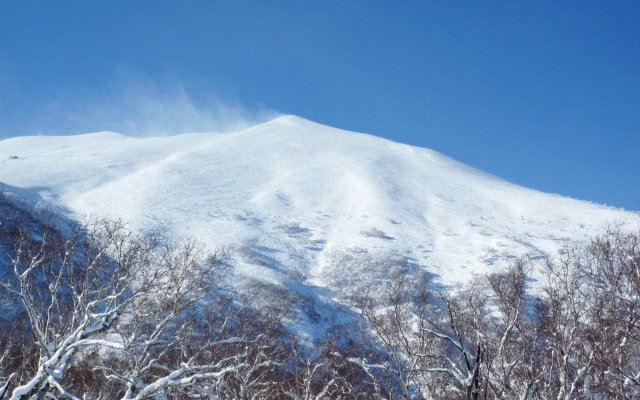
(0, 212), (638, 399)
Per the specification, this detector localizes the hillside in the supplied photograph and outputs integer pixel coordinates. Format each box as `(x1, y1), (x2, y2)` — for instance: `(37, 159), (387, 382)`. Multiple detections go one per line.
(0, 116), (637, 334)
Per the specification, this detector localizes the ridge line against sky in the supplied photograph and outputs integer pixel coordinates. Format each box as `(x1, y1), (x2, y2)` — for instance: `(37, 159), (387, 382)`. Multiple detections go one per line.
(0, 1), (638, 210)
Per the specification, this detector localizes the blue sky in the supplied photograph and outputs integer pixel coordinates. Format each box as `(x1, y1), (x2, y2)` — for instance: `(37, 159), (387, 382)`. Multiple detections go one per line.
(1, 1), (638, 210)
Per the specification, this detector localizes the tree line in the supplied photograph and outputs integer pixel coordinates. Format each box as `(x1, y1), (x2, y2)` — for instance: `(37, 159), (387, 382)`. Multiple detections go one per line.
(0, 217), (638, 399)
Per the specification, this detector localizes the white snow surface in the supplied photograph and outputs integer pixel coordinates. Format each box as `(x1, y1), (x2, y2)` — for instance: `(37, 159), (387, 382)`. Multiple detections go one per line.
(0, 115), (637, 296)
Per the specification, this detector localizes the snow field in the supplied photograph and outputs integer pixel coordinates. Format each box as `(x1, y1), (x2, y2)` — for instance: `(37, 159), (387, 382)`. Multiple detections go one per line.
(0, 115), (637, 335)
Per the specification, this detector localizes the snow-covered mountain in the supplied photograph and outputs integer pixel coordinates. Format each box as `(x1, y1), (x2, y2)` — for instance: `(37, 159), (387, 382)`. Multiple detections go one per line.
(0, 115), (637, 334)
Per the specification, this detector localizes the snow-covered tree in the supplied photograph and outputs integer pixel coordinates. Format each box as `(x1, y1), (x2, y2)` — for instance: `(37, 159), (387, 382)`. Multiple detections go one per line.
(0, 219), (264, 399)
(349, 228), (640, 400)
(2, 214), (638, 399)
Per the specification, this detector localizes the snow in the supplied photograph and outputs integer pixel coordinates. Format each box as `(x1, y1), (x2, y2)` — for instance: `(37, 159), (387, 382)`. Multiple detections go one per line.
(0, 115), (637, 333)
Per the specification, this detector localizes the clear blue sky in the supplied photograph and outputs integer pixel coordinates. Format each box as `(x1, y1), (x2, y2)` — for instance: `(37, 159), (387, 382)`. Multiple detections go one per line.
(1, 1), (638, 210)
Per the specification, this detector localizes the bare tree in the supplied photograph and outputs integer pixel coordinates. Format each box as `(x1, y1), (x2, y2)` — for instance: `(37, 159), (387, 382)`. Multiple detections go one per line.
(0, 219), (259, 399)
(281, 350), (351, 400)
(483, 259), (544, 400)
(537, 228), (640, 399)
(348, 273), (468, 399)
(348, 229), (640, 400)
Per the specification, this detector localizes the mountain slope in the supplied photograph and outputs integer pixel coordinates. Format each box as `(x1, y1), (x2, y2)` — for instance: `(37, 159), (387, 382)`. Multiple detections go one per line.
(0, 116), (637, 296)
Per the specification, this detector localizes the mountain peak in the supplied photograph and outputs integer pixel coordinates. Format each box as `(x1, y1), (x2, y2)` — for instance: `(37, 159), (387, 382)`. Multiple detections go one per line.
(245, 114), (345, 137)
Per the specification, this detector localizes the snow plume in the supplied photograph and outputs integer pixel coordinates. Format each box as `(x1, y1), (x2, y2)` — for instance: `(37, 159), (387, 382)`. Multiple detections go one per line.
(20, 72), (280, 137)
